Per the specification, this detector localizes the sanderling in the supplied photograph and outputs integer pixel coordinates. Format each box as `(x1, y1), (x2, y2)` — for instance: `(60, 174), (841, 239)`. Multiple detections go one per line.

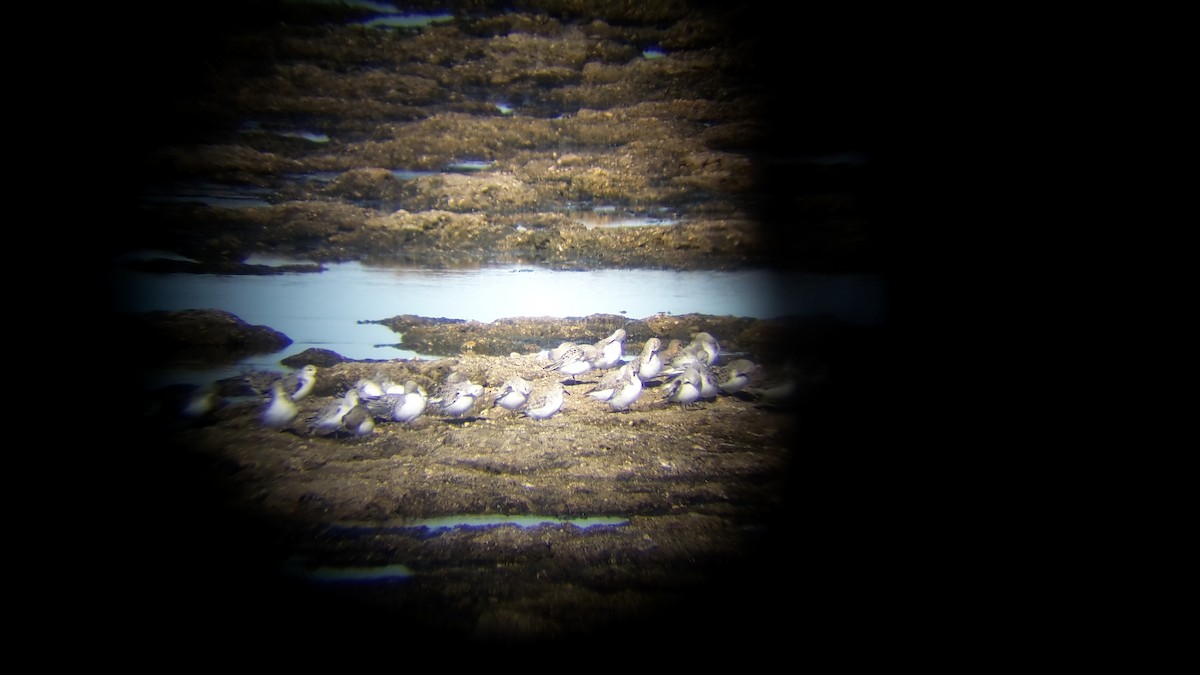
(753, 378), (797, 403)
(340, 399), (376, 436)
(390, 388), (428, 424)
(664, 365), (703, 406)
(427, 372), (467, 405)
(283, 364), (318, 401)
(354, 377), (384, 400)
(179, 383), (219, 419)
(146, 382), (222, 431)
(606, 363), (644, 411)
(522, 382), (567, 419)
(697, 363), (720, 400)
(635, 337), (663, 382)
(493, 376), (534, 412)
(688, 332), (721, 366)
(435, 382), (485, 418)
(664, 332), (721, 374)
(547, 341), (577, 363)
(309, 389), (361, 435)
(262, 380), (299, 429)
(715, 358), (757, 395)
(585, 365), (626, 401)
(378, 376), (407, 395)
(747, 361), (828, 406)
(366, 379), (428, 423)
(545, 343), (595, 383)
(592, 328), (627, 370)
(660, 338), (684, 362)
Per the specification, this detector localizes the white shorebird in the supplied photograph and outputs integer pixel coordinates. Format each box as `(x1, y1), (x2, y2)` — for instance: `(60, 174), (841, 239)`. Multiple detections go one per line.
(433, 381), (485, 418)
(522, 383), (567, 420)
(366, 380), (428, 424)
(390, 388), (428, 424)
(715, 358), (757, 395)
(591, 328), (627, 371)
(664, 365), (703, 406)
(753, 378), (797, 404)
(606, 363), (643, 412)
(282, 364), (318, 401)
(493, 377), (533, 412)
(545, 343), (595, 383)
(688, 332), (721, 366)
(697, 363), (720, 400)
(262, 380), (299, 429)
(586, 363), (627, 402)
(179, 383), (219, 419)
(379, 377), (407, 395)
(746, 362), (826, 406)
(635, 337), (663, 382)
(309, 389), (362, 435)
(587, 362), (642, 406)
(354, 377), (384, 400)
(339, 399), (375, 437)
(744, 357), (830, 403)
(547, 341), (577, 363)
(664, 332), (721, 376)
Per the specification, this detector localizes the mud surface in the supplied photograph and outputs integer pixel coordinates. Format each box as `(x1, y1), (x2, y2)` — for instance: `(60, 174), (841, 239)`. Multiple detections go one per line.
(112, 316), (895, 649)
(90, 0), (881, 274)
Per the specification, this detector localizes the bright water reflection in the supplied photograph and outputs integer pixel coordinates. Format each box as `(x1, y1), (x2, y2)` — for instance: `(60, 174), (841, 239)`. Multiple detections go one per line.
(110, 256), (886, 387)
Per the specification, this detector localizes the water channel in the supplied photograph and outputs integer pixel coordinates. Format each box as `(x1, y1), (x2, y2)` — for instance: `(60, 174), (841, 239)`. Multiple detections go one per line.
(109, 253), (886, 388)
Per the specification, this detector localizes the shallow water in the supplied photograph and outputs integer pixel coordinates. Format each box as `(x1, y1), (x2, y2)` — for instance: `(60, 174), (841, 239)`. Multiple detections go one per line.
(334, 515), (630, 531)
(111, 255), (886, 387)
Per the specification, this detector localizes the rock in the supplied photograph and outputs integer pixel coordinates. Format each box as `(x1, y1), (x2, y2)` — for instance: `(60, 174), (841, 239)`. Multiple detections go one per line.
(120, 309), (291, 363)
(280, 347), (351, 369)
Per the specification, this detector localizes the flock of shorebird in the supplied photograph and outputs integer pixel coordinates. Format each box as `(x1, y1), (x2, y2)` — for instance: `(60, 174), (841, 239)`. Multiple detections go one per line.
(250, 329), (784, 438)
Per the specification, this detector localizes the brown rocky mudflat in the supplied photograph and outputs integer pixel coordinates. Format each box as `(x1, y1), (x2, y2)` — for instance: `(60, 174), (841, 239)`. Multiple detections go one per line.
(82, 0), (912, 657)
(111, 312), (896, 650)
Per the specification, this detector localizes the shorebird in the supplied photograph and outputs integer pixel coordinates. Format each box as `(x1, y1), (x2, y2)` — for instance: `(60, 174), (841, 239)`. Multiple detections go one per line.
(309, 389), (362, 435)
(697, 363), (720, 400)
(585, 365), (626, 402)
(545, 343), (595, 383)
(380, 378), (407, 395)
(354, 377), (384, 400)
(659, 338), (684, 363)
(493, 377), (533, 412)
(366, 380), (428, 424)
(744, 357), (830, 403)
(591, 328), (627, 371)
(752, 378), (797, 404)
(427, 372), (466, 406)
(714, 358), (757, 395)
(522, 382), (567, 420)
(547, 341), (576, 363)
(339, 399), (375, 437)
(180, 383), (219, 419)
(262, 380), (299, 429)
(664, 332), (721, 376)
(431, 380), (485, 418)
(746, 362), (825, 406)
(389, 388), (428, 424)
(663, 365), (703, 406)
(635, 337), (663, 382)
(147, 382), (221, 430)
(688, 332), (721, 366)
(283, 364), (318, 401)
(605, 363), (643, 412)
